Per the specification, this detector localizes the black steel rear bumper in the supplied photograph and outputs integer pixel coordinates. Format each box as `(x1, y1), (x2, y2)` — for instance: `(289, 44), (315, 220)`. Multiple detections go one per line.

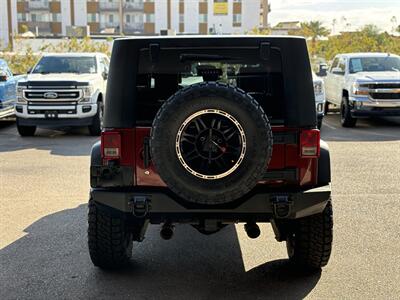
(90, 184), (331, 222)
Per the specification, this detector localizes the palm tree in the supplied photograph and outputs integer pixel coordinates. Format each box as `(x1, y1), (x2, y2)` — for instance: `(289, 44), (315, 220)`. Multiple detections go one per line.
(391, 16), (397, 34)
(299, 21), (330, 56)
(331, 18), (337, 35)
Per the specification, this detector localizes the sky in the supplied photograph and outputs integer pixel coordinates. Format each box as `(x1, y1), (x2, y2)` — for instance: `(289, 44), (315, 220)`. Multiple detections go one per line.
(268, 0), (400, 34)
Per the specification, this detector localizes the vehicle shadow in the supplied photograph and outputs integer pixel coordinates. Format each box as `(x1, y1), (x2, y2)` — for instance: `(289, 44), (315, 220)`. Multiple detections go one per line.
(0, 205), (321, 299)
(0, 124), (97, 156)
(321, 114), (400, 142)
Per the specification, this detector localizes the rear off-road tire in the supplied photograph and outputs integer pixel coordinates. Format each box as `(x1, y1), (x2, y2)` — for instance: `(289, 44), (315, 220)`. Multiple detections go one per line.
(286, 201), (333, 270)
(88, 198), (133, 269)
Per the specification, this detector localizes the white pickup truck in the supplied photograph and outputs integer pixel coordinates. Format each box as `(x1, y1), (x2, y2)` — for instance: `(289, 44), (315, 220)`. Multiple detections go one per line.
(313, 73), (326, 129)
(15, 53), (109, 136)
(324, 53), (400, 127)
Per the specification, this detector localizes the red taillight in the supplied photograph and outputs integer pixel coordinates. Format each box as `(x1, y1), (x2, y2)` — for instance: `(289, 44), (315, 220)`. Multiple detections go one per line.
(300, 129), (320, 158)
(101, 131), (121, 159)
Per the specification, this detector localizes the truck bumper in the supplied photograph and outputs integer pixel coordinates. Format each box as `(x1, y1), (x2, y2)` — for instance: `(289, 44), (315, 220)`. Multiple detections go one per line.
(17, 116), (94, 127)
(349, 97), (400, 117)
(351, 108), (400, 117)
(90, 184), (331, 222)
(15, 103), (97, 126)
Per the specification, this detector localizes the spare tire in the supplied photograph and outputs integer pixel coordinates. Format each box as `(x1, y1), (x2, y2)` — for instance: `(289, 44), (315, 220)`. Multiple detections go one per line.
(150, 82), (273, 205)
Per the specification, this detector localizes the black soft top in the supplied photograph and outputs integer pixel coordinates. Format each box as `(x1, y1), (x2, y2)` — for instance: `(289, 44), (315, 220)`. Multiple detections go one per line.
(104, 35), (316, 128)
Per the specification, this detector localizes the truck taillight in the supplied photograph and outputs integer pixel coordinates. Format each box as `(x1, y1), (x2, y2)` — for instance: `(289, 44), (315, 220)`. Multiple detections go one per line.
(300, 129), (320, 158)
(101, 131), (121, 159)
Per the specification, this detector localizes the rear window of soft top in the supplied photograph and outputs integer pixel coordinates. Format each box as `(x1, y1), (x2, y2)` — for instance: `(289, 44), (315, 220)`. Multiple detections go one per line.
(135, 46), (285, 126)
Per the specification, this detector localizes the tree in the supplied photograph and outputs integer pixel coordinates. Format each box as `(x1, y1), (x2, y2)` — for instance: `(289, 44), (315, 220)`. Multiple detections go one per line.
(331, 18), (337, 35)
(316, 24), (400, 61)
(362, 24), (380, 37)
(20, 24), (29, 34)
(391, 16), (398, 34)
(0, 37), (111, 75)
(247, 27), (271, 35)
(397, 25), (400, 34)
(299, 21), (330, 56)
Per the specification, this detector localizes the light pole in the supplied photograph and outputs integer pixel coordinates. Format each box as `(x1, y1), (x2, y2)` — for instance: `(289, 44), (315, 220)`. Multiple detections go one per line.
(119, 0), (124, 35)
(6, 0), (13, 50)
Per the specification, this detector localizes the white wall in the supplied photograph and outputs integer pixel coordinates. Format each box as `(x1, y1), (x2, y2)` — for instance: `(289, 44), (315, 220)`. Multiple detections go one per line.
(11, 0), (17, 36)
(242, 0), (259, 33)
(0, 0), (9, 49)
(170, 0), (179, 32)
(184, 0), (199, 34)
(155, 0), (168, 33)
(61, 0), (71, 35)
(207, 0), (233, 34)
(74, 0), (88, 26)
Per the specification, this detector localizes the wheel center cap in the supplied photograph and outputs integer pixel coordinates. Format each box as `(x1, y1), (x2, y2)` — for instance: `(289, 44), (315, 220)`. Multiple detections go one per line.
(175, 109), (247, 180)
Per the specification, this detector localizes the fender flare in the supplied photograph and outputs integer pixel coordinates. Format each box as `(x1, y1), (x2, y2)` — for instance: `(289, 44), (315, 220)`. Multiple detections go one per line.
(91, 141), (102, 166)
(318, 139), (331, 185)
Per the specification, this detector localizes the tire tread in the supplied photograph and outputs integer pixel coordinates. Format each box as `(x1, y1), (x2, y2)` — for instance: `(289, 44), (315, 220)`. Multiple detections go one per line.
(88, 198), (132, 269)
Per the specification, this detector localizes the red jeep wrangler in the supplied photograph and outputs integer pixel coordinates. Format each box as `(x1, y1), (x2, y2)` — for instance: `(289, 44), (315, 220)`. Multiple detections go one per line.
(88, 36), (333, 271)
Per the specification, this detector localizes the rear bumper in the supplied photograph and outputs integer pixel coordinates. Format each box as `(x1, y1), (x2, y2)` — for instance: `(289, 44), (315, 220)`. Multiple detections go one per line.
(90, 184), (331, 222)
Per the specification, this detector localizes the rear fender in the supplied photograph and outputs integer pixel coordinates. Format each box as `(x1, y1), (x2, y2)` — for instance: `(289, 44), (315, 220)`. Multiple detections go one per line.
(90, 141), (102, 166)
(318, 140), (331, 185)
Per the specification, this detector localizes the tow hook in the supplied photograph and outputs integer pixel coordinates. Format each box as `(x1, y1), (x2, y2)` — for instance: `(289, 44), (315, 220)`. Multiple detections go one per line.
(272, 195), (292, 218)
(131, 196), (150, 217)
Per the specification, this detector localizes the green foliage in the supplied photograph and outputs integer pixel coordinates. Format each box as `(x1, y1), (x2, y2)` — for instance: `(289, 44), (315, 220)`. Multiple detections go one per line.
(1, 47), (38, 75)
(20, 24), (29, 34)
(299, 21), (330, 56)
(284, 21), (400, 62)
(316, 25), (400, 61)
(0, 37), (111, 75)
(41, 37), (111, 56)
(247, 27), (271, 35)
(299, 21), (331, 39)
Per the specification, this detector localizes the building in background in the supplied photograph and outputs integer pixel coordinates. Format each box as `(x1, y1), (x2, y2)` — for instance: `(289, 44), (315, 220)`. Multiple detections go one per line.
(1, 0), (270, 49)
(260, 0), (270, 29)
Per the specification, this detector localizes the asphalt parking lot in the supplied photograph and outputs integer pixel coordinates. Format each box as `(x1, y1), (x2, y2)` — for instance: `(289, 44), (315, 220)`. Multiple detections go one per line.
(1, 114), (400, 299)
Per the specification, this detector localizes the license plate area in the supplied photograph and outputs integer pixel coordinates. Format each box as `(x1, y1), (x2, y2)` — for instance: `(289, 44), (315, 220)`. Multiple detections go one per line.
(45, 111), (58, 119)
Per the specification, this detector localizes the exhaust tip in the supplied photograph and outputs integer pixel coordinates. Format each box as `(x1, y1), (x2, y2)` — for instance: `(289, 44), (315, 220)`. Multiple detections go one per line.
(244, 223), (260, 239)
(160, 224), (174, 240)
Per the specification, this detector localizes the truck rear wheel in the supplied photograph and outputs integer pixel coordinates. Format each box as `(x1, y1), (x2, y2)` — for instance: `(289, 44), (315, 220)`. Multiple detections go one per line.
(324, 101), (329, 115)
(88, 102), (103, 136)
(317, 116), (323, 129)
(286, 201), (333, 270)
(88, 198), (133, 269)
(16, 118), (36, 137)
